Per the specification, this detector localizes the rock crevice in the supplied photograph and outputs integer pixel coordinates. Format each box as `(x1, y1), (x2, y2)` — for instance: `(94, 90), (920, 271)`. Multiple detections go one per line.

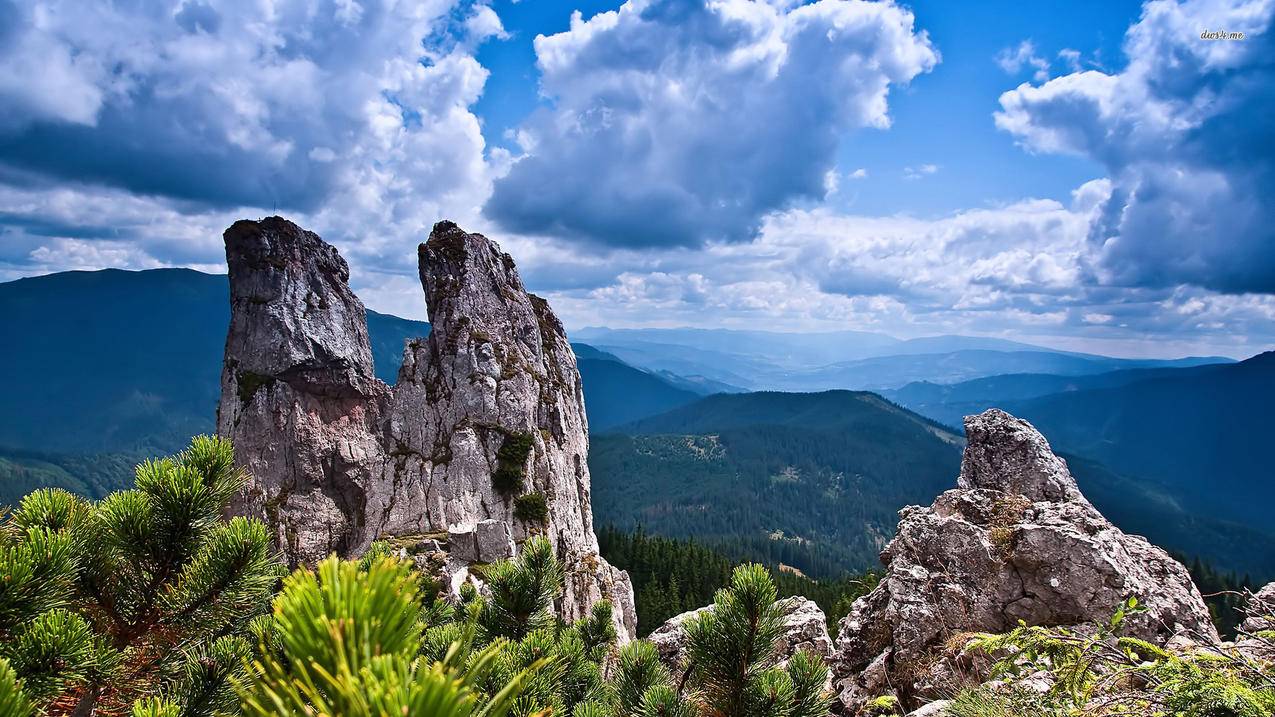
(217, 217), (636, 639)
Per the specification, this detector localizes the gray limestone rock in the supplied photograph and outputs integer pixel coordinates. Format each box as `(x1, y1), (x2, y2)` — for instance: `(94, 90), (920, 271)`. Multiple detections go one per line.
(218, 217), (636, 640)
(1240, 581), (1275, 634)
(475, 519), (515, 563)
(830, 408), (1217, 715)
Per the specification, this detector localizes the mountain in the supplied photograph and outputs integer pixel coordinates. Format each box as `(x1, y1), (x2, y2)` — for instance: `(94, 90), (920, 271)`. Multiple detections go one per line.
(884, 362), (1233, 428)
(590, 391), (967, 576)
(883, 352), (1275, 531)
(0, 268), (427, 456)
(574, 326), (1229, 391)
(780, 349), (1229, 391)
(571, 343), (702, 431)
(0, 269), (708, 499)
(590, 389), (1275, 579)
(996, 352), (1275, 529)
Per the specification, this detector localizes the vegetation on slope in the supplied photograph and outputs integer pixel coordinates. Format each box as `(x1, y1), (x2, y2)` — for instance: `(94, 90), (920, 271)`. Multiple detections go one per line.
(599, 526), (880, 636)
(949, 597), (1275, 717)
(591, 391), (963, 576)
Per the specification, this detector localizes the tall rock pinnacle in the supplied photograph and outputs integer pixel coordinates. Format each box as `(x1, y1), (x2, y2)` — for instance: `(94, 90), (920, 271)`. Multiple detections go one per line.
(217, 217), (636, 639)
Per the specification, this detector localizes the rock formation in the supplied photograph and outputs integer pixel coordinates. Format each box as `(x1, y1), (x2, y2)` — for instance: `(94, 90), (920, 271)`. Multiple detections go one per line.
(648, 597), (834, 686)
(217, 216), (636, 639)
(830, 408), (1217, 714)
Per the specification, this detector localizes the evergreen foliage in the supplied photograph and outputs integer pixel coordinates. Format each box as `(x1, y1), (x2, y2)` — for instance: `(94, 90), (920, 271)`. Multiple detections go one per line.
(596, 564), (831, 717)
(513, 493), (549, 524)
(235, 555), (535, 717)
(599, 526), (879, 635)
(589, 395), (962, 577)
(1178, 553), (1258, 638)
(0, 436), (284, 715)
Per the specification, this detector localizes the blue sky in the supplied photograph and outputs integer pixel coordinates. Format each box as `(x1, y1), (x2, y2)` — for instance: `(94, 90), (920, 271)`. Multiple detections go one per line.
(0, 0), (1272, 358)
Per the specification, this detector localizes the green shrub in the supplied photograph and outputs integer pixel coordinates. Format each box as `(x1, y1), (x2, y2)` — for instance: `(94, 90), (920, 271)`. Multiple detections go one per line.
(963, 596), (1275, 717)
(514, 492), (549, 523)
(0, 436), (284, 715)
(493, 431), (534, 494)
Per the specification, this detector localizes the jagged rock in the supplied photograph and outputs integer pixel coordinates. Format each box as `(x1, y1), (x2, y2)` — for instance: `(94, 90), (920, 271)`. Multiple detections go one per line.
(647, 597), (833, 685)
(1236, 582), (1275, 661)
(218, 217), (636, 640)
(830, 408), (1217, 715)
(647, 605), (711, 668)
(448, 524), (480, 564)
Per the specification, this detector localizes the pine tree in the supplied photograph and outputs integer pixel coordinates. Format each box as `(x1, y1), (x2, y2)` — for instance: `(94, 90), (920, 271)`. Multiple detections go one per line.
(235, 555), (535, 717)
(0, 436), (284, 715)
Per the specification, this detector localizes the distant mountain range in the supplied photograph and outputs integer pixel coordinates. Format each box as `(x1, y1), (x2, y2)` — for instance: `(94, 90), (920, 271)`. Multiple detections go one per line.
(3, 268), (1271, 579)
(884, 354), (1275, 529)
(0, 268), (426, 455)
(573, 326), (1231, 391)
(587, 389), (1275, 578)
(590, 391), (964, 576)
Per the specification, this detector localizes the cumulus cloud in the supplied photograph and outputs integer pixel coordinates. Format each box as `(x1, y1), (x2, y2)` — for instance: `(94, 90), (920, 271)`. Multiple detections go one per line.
(484, 0), (938, 248)
(995, 0), (1275, 294)
(0, 0), (506, 312)
(538, 180), (1275, 356)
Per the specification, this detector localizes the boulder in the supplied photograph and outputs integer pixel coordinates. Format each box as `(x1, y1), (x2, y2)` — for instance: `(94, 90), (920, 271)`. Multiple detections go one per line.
(218, 217), (636, 639)
(475, 519), (515, 563)
(830, 409), (1217, 714)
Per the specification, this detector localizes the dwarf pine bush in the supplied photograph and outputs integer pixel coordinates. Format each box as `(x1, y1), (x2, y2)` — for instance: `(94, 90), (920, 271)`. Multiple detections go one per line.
(0, 436), (284, 715)
(576, 564), (831, 717)
(1, 443), (835, 717)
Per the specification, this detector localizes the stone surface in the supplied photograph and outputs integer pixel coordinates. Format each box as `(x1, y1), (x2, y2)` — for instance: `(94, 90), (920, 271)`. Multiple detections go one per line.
(1240, 581), (1275, 634)
(647, 596), (833, 684)
(475, 519), (515, 563)
(905, 701), (951, 717)
(830, 408), (1217, 715)
(1236, 582), (1275, 661)
(218, 217), (636, 640)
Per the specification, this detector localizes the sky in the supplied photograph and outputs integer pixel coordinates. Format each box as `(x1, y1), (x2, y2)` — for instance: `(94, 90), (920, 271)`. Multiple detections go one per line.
(0, 0), (1272, 359)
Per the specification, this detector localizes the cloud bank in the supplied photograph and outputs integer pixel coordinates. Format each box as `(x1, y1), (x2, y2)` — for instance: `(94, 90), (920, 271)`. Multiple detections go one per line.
(1, 0), (1273, 358)
(996, 0), (1275, 294)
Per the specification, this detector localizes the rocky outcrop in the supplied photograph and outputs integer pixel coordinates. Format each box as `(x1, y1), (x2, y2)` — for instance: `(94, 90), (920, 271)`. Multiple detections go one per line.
(830, 409), (1217, 715)
(648, 597), (833, 683)
(217, 217), (636, 639)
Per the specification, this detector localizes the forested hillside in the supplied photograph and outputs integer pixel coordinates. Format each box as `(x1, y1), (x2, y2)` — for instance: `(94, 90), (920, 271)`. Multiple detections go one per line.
(598, 526), (880, 636)
(590, 391), (964, 575)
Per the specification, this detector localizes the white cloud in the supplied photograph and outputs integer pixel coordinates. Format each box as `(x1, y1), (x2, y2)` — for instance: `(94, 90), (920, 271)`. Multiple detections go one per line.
(995, 40), (1049, 82)
(849, 168), (869, 179)
(902, 163), (938, 180)
(995, 0), (1275, 294)
(1057, 48), (1082, 73)
(0, 0), (503, 310)
(485, 0), (938, 247)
